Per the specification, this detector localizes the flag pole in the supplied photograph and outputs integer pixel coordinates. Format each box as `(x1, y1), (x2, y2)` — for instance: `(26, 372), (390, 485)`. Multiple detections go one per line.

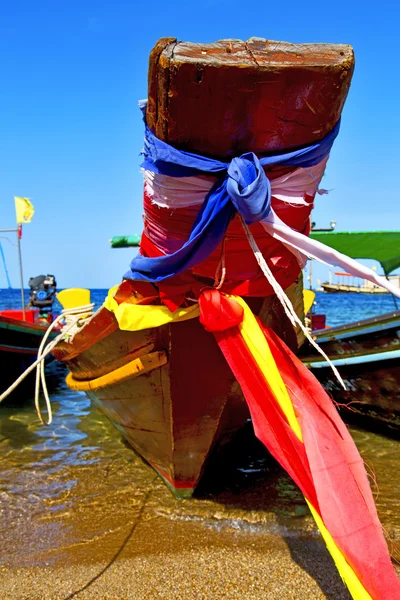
(14, 197), (35, 320)
(16, 224), (25, 319)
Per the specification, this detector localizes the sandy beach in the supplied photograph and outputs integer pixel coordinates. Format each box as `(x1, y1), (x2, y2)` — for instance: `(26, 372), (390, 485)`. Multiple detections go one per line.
(0, 514), (359, 600)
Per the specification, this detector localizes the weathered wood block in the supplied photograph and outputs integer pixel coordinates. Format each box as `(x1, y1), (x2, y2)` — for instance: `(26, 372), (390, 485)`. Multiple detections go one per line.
(147, 37), (354, 158)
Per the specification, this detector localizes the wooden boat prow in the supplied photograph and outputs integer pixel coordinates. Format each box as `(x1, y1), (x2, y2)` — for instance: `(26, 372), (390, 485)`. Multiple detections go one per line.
(54, 302), (250, 496)
(54, 37), (355, 496)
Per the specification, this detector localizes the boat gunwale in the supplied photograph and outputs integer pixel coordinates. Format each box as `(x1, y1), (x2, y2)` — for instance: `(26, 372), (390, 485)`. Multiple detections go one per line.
(303, 347), (400, 369)
(0, 314), (52, 335)
(0, 343), (40, 355)
(312, 310), (400, 338)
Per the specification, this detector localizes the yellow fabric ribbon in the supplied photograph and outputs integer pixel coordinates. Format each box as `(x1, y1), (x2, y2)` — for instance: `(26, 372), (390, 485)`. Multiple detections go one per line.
(103, 285), (200, 331)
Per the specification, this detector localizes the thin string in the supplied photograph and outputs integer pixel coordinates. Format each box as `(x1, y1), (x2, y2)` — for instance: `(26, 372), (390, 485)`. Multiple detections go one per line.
(214, 237), (227, 290)
(239, 216), (346, 390)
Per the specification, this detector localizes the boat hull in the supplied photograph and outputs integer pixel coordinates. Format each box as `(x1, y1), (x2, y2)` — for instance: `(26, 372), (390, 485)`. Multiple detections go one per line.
(58, 310), (250, 497)
(54, 289), (302, 497)
(300, 310), (400, 433)
(321, 282), (389, 294)
(305, 356), (400, 433)
(0, 313), (52, 396)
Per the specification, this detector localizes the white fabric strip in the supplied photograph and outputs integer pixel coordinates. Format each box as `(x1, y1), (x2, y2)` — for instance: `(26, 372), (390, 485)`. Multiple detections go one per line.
(143, 170), (215, 208)
(262, 211), (400, 299)
(269, 156), (329, 205)
(143, 157), (329, 209)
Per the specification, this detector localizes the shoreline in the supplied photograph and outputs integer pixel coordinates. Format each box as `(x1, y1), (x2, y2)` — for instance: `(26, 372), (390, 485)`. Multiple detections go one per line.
(0, 518), (358, 600)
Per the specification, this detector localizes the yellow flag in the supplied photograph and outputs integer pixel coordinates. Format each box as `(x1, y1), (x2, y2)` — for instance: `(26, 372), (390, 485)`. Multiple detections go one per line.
(14, 196), (35, 224)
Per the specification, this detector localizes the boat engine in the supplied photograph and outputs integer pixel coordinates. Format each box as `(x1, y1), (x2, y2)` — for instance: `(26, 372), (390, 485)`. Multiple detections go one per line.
(28, 274), (57, 315)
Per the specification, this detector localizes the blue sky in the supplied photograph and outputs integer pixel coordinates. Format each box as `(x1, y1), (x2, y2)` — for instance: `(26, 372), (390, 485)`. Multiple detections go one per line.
(0, 1), (399, 290)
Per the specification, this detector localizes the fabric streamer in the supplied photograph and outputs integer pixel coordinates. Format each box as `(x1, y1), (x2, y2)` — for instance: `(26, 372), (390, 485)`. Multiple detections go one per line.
(104, 284), (200, 331)
(261, 211), (400, 298)
(198, 290), (400, 600)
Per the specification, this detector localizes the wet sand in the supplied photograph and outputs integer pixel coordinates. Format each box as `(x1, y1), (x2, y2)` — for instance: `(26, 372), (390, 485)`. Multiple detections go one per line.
(1, 383), (399, 600)
(0, 513), (357, 600)
(0, 465), (358, 600)
(0, 552), (354, 599)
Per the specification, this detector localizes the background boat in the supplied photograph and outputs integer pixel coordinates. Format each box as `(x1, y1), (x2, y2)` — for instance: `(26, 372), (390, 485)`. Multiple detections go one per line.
(1, 202), (58, 400)
(303, 230), (400, 432)
(300, 308), (400, 433)
(0, 277), (58, 398)
(320, 271), (400, 293)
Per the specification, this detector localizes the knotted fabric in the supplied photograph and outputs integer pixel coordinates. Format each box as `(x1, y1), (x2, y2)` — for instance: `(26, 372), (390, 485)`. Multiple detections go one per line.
(124, 101), (340, 284)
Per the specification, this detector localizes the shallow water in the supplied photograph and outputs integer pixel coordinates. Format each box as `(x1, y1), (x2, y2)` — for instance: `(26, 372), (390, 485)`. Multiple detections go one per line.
(0, 290), (399, 581)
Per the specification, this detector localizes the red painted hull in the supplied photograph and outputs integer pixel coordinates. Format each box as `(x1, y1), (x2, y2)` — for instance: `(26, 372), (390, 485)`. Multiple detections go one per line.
(0, 311), (54, 397)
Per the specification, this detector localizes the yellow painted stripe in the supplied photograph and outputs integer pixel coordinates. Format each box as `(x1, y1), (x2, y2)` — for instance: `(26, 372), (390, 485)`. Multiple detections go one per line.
(66, 351), (167, 392)
(233, 295), (372, 600)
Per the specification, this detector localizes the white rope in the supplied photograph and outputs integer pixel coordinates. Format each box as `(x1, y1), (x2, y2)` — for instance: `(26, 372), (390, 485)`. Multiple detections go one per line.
(214, 238), (227, 290)
(0, 303), (94, 424)
(240, 217), (346, 390)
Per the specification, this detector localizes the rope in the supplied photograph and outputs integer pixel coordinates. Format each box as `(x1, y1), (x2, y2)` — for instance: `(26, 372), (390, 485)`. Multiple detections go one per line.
(214, 238), (227, 290)
(0, 303), (94, 424)
(240, 216), (346, 390)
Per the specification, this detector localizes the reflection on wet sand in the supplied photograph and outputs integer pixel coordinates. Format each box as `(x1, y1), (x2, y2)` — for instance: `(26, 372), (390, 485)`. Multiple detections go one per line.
(0, 382), (399, 599)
